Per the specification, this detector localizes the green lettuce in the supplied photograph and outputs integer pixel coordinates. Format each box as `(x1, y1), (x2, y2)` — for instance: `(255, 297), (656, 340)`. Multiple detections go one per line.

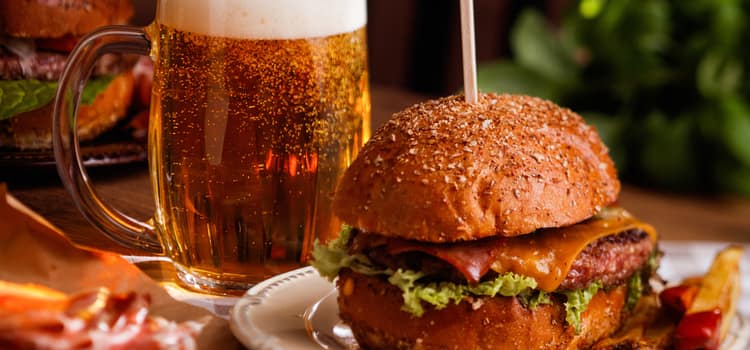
(564, 281), (603, 335)
(310, 225), (386, 280)
(626, 273), (643, 310)
(647, 247), (661, 272)
(311, 226), (600, 331)
(388, 268), (538, 316)
(518, 290), (552, 309)
(0, 76), (115, 120)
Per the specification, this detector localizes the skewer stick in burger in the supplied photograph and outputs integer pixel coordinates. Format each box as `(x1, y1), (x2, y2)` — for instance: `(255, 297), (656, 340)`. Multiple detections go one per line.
(312, 94), (659, 349)
(0, 0), (136, 149)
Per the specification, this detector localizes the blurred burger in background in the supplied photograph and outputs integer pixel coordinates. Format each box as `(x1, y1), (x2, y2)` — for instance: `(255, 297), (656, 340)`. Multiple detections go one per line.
(0, 0), (140, 150)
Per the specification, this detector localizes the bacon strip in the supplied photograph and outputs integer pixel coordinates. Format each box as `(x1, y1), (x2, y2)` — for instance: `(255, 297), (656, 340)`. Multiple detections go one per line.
(385, 237), (504, 284)
(351, 232), (505, 284)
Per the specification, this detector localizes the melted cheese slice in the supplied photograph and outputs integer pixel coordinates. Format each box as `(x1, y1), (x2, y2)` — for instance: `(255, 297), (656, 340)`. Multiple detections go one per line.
(489, 209), (657, 291)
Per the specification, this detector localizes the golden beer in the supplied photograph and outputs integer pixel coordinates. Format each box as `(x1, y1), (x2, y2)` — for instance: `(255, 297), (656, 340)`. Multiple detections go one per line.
(148, 0), (369, 292)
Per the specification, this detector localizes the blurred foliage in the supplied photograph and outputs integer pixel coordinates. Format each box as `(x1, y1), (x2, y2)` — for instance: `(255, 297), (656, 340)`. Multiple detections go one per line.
(477, 0), (750, 196)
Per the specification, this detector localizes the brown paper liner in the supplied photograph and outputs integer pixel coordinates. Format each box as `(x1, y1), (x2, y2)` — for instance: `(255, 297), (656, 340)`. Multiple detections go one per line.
(0, 184), (242, 349)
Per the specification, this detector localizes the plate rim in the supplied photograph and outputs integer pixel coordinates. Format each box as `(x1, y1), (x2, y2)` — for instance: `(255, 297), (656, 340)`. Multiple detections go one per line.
(229, 266), (322, 350)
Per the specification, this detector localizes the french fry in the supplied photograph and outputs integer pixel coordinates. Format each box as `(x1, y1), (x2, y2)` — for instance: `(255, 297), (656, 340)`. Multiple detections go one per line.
(679, 276), (703, 287)
(674, 246), (743, 350)
(660, 285), (698, 315)
(592, 294), (676, 350)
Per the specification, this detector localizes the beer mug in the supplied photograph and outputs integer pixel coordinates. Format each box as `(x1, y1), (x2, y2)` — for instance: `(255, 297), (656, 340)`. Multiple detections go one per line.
(52, 0), (370, 294)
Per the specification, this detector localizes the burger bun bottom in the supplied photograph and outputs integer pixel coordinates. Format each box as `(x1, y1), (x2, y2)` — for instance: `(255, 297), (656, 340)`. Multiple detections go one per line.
(337, 269), (630, 350)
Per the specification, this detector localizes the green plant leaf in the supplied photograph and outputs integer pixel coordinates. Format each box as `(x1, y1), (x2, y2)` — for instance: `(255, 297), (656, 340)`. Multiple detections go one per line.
(697, 51), (743, 98)
(714, 160), (750, 197)
(477, 61), (564, 101)
(499, 2), (750, 196)
(0, 76), (116, 120)
(711, 1), (744, 51)
(638, 112), (700, 190)
(511, 9), (578, 85)
(718, 95), (750, 166)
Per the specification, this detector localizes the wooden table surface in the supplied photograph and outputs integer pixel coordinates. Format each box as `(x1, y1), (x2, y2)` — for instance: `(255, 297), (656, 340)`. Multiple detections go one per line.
(2, 86), (749, 257)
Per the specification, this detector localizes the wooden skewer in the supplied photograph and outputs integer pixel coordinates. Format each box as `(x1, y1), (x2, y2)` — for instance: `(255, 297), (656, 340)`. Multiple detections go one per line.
(460, 0), (478, 104)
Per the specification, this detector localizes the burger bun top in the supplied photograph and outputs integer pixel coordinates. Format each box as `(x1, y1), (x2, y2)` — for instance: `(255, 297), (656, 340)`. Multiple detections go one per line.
(0, 0), (134, 38)
(333, 93), (620, 242)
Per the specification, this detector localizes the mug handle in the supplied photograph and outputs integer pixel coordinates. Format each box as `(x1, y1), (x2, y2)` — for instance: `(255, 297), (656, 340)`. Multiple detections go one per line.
(52, 26), (162, 254)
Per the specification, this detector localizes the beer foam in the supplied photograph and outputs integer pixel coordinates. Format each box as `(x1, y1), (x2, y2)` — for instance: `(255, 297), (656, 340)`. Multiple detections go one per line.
(156, 0), (366, 40)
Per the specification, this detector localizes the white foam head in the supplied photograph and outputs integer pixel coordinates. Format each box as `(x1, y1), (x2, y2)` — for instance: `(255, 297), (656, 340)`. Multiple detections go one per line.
(156, 0), (367, 40)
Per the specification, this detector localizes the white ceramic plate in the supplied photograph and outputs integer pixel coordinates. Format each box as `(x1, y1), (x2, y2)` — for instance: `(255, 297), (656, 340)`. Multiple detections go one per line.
(230, 241), (750, 350)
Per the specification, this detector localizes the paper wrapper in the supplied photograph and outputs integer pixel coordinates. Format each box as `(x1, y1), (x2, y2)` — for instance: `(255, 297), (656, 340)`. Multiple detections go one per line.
(0, 184), (242, 349)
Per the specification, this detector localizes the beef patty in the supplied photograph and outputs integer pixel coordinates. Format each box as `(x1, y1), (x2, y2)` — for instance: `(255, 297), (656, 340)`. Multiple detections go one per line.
(0, 50), (134, 80)
(349, 229), (655, 292)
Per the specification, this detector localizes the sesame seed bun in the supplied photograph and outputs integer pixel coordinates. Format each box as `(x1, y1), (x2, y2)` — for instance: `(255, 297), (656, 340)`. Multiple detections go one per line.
(333, 93), (619, 242)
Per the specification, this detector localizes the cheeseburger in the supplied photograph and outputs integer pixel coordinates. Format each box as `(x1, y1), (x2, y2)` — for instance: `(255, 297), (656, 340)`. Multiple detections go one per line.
(0, 0), (136, 149)
(312, 94), (659, 349)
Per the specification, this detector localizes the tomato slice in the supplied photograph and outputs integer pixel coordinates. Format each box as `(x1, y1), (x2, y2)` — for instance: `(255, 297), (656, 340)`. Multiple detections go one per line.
(36, 36), (80, 53)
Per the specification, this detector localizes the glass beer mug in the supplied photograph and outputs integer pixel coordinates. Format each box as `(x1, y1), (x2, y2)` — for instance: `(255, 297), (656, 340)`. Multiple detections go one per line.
(52, 0), (370, 294)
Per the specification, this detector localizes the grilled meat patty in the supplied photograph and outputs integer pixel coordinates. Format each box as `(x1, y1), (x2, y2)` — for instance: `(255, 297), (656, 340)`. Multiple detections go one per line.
(350, 229), (654, 292)
(0, 49), (133, 80)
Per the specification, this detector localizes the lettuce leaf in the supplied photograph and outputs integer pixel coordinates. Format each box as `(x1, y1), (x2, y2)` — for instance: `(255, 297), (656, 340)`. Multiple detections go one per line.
(626, 273), (643, 310)
(310, 225), (386, 280)
(564, 281), (602, 335)
(518, 290), (552, 309)
(0, 76), (115, 120)
(389, 269), (538, 316)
